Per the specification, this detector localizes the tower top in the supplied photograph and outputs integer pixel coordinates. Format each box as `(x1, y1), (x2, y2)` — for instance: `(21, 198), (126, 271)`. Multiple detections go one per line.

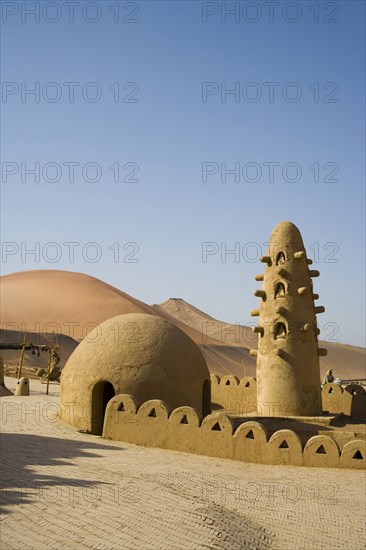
(269, 221), (304, 251)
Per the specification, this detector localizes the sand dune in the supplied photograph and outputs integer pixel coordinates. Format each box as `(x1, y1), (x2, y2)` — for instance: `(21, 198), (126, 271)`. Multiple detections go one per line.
(0, 270), (220, 354)
(153, 298), (255, 348)
(319, 342), (366, 381)
(1, 269), (365, 380)
(0, 270), (155, 341)
(158, 299), (365, 381)
(200, 345), (255, 378)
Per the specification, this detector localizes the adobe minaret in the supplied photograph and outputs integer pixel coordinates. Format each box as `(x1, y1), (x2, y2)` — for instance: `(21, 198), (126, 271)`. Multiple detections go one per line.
(250, 221), (326, 416)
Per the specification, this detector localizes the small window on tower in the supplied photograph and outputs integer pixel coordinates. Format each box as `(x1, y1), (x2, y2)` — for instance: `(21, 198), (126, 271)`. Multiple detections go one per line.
(275, 323), (287, 340)
(276, 252), (286, 265)
(275, 282), (286, 298)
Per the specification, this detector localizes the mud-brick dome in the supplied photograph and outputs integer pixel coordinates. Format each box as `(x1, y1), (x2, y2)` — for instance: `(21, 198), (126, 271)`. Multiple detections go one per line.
(60, 313), (211, 434)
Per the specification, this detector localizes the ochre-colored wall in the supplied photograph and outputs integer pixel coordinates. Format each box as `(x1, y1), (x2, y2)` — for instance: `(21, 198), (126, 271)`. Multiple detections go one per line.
(321, 383), (366, 417)
(210, 374), (257, 414)
(103, 394), (365, 470)
(212, 374), (366, 418)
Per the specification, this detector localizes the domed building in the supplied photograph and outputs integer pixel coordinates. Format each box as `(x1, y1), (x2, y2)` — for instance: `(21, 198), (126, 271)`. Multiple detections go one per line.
(60, 313), (211, 434)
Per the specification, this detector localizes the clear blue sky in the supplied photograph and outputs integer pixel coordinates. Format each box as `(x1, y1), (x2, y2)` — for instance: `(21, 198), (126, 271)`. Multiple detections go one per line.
(1, 1), (365, 346)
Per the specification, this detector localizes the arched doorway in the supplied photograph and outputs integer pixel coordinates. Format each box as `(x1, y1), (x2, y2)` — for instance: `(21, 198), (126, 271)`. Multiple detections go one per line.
(91, 381), (115, 435)
(202, 379), (211, 417)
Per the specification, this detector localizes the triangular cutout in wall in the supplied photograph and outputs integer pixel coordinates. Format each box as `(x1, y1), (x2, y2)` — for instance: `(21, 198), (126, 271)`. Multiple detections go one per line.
(352, 450), (363, 460)
(212, 422), (221, 431)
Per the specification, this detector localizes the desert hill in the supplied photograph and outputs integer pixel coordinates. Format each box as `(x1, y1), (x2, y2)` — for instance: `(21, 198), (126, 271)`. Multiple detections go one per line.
(1, 270), (365, 380)
(153, 298), (254, 348)
(153, 298), (257, 376)
(0, 270), (219, 346)
(0, 270), (154, 341)
(155, 298), (366, 381)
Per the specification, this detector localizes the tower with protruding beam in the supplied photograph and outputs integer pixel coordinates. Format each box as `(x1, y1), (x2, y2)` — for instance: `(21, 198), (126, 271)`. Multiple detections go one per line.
(250, 221), (325, 416)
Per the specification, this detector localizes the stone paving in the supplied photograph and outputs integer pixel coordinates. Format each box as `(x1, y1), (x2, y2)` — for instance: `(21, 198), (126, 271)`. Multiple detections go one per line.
(1, 377), (365, 550)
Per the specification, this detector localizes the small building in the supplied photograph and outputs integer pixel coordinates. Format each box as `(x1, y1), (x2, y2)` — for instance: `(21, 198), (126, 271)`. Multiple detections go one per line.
(60, 313), (211, 434)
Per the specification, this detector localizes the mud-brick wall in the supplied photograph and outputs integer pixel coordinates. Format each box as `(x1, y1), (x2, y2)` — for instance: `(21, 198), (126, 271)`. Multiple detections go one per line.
(322, 384), (365, 417)
(102, 394), (365, 470)
(210, 374), (257, 414)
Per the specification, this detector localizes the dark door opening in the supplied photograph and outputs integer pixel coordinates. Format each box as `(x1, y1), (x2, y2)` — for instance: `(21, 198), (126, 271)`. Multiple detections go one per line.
(91, 381), (115, 435)
(202, 379), (211, 417)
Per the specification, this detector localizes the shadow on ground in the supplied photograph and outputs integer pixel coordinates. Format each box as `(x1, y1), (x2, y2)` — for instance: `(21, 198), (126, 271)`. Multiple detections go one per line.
(0, 433), (123, 513)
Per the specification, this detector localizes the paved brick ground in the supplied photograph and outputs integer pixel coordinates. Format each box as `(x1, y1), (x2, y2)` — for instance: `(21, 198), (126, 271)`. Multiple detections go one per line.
(1, 377), (365, 550)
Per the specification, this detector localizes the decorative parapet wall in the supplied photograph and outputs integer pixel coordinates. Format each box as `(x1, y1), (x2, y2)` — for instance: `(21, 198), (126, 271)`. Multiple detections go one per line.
(321, 383), (366, 417)
(211, 374), (366, 418)
(103, 394), (366, 470)
(210, 374), (257, 414)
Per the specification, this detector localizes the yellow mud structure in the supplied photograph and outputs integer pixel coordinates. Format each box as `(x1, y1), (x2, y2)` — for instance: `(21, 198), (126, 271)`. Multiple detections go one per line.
(103, 394), (366, 470)
(210, 374), (366, 418)
(14, 377), (30, 396)
(60, 313), (211, 434)
(251, 221), (324, 416)
(57, 222), (365, 471)
(210, 374), (257, 415)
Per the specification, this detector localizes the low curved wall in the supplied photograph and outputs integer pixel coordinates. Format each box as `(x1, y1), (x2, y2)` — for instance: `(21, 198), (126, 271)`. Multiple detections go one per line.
(210, 374), (257, 414)
(321, 383), (366, 417)
(103, 394), (365, 470)
(211, 375), (366, 418)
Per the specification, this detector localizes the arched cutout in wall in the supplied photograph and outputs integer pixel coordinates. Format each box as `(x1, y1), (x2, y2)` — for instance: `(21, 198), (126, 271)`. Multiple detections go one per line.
(276, 252), (286, 265)
(274, 323), (287, 340)
(202, 379), (211, 418)
(91, 380), (115, 435)
(274, 282), (286, 298)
